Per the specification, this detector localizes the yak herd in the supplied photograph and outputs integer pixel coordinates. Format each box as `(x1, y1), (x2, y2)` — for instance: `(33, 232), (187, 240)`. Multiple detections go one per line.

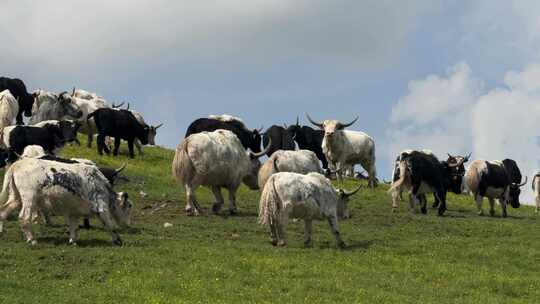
(0, 76), (537, 248)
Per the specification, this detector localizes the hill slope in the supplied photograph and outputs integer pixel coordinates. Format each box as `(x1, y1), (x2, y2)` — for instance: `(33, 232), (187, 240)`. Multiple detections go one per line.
(1, 137), (540, 303)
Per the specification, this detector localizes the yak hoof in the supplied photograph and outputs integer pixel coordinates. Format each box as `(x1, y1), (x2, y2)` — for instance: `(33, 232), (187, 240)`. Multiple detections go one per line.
(421, 206), (427, 214)
(69, 239), (78, 246)
(502, 211), (508, 218)
(27, 239), (37, 246)
(229, 209), (237, 216)
(391, 207), (398, 213)
(212, 203), (222, 214)
(304, 240), (313, 248)
(489, 210), (496, 217)
(271, 239), (278, 246)
(112, 238), (123, 246)
(277, 240), (286, 247)
(437, 208), (446, 216)
(337, 241), (347, 249)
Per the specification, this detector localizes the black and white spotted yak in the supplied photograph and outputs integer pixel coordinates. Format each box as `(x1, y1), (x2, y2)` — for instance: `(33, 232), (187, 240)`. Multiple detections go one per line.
(1, 120), (81, 163)
(0, 155), (133, 246)
(389, 150), (469, 216)
(464, 159), (527, 217)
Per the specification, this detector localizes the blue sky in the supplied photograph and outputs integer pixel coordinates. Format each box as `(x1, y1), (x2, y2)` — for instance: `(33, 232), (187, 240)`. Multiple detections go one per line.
(2, 1), (540, 200)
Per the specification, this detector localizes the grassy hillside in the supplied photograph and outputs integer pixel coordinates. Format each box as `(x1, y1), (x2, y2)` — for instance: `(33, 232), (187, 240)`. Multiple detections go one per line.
(1, 137), (540, 303)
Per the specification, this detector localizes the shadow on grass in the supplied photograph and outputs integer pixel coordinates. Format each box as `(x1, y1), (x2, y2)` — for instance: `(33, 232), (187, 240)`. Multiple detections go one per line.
(343, 240), (375, 251)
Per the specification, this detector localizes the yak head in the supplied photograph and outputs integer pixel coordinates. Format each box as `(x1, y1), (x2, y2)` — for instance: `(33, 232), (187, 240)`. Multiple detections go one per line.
(306, 113), (358, 139)
(112, 192), (133, 227)
(335, 184), (363, 220)
(242, 139), (272, 190)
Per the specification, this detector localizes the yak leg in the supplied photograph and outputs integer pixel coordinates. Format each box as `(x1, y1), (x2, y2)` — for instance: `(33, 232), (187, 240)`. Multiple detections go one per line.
(227, 186), (238, 215)
(432, 194), (440, 209)
(269, 221), (279, 246)
(474, 194), (484, 216)
(185, 183), (201, 216)
(211, 186), (224, 214)
(97, 134), (109, 155)
(113, 137), (121, 156)
(67, 216), (79, 245)
(436, 190), (447, 216)
(87, 126), (93, 148)
(19, 204), (37, 245)
(134, 140), (144, 155)
(408, 193), (417, 212)
(363, 158), (378, 188)
(488, 198), (496, 217)
(500, 199), (508, 218)
(419, 195), (428, 214)
(536, 195), (540, 213)
(327, 216), (345, 249)
(127, 140), (135, 158)
(303, 219), (313, 247)
(391, 189), (401, 212)
(97, 211), (122, 246)
(0, 199), (21, 233)
(276, 213), (289, 247)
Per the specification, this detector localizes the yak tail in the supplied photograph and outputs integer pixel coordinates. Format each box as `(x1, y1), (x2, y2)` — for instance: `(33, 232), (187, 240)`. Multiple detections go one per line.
(388, 160), (408, 194)
(0, 166), (14, 206)
(172, 138), (195, 185)
(258, 175), (281, 227)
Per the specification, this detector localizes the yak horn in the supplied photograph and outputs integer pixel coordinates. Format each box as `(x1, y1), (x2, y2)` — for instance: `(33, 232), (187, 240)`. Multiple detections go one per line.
(251, 138), (271, 158)
(155, 123), (163, 129)
(71, 87), (76, 96)
(341, 184), (363, 198)
(296, 115), (299, 126)
(341, 116), (359, 128)
(115, 163), (127, 175)
(518, 176), (528, 187)
(306, 113), (323, 128)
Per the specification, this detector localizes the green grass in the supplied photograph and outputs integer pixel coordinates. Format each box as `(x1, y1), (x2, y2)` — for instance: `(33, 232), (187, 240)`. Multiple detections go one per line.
(1, 136), (540, 303)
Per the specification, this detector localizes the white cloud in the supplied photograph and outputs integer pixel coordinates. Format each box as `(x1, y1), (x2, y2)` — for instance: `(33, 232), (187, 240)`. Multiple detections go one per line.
(388, 62), (540, 204)
(0, 0), (440, 80)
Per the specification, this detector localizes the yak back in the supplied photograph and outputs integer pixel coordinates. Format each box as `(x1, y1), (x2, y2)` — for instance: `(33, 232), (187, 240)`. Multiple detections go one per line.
(91, 108), (148, 142)
(185, 118), (257, 151)
(403, 151), (445, 189)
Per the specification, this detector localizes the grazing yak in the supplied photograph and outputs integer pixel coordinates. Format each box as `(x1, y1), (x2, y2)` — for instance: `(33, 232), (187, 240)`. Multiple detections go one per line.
(286, 119), (328, 169)
(29, 90), (83, 125)
(464, 159), (527, 217)
(257, 150), (323, 189)
(390, 150), (470, 211)
(1, 120), (81, 162)
(21, 145), (128, 229)
(185, 115), (262, 153)
(306, 113), (377, 187)
(87, 108), (153, 158)
(0, 90), (19, 130)
(172, 129), (270, 216)
(259, 172), (361, 248)
(389, 151), (467, 216)
(0, 155), (133, 246)
(0, 77), (35, 124)
(262, 125), (296, 157)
